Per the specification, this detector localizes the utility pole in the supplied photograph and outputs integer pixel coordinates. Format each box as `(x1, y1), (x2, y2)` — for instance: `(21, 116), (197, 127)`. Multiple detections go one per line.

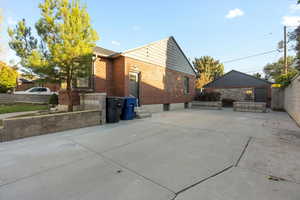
(284, 26), (288, 74)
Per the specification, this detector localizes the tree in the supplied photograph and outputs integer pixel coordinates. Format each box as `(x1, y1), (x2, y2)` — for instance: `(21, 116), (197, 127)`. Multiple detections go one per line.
(8, 0), (98, 111)
(0, 61), (18, 93)
(193, 56), (224, 88)
(253, 72), (262, 79)
(263, 56), (297, 80)
(275, 71), (298, 87)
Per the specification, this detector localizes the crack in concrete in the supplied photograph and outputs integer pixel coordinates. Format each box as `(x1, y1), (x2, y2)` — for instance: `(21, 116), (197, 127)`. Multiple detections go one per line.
(235, 137), (252, 167)
(0, 155), (90, 188)
(70, 140), (177, 195)
(175, 165), (233, 196)
(170, 137), (253, 199)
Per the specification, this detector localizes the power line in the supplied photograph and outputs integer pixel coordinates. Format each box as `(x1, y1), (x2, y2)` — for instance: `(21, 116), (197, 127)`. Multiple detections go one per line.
(222, 49), (279, 64)
(222, 47), (296, 64)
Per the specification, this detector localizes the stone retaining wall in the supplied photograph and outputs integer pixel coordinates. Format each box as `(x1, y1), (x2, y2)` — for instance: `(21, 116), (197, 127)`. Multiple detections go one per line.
(0, 94), (51, 104)
(191, 101), (222, 110)
(210, 88), (254, 101)
(80, 93), (106, 124)
(0, 110), (102, 142)
(234, 102), (267, 113)
(141, 103), (191, 113)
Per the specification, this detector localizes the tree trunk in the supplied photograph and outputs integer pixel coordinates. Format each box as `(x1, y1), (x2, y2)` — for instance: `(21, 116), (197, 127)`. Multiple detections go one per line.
(66, 77), (73, 112)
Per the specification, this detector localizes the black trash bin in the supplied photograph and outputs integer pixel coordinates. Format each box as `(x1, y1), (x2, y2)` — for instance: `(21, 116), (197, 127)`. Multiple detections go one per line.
(106, 97), (124, 123)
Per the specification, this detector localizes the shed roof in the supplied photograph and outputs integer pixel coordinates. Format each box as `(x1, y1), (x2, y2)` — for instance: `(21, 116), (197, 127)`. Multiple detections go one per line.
(204, 70), (271, 88)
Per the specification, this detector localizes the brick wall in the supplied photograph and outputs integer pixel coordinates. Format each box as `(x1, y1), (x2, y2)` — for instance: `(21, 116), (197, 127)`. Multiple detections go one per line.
(124, 57), (196, 105)
(92, 55), (196, 105)
(284, 75), (300, 126)
(112, 56), (126, 96)
(94, 57), (114, 96)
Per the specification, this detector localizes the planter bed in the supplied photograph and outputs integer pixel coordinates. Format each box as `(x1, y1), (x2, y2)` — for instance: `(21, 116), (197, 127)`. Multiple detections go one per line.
(233, 102), (267, 113)
(191, 101), (222, 110)
(0, 109), (102, 142)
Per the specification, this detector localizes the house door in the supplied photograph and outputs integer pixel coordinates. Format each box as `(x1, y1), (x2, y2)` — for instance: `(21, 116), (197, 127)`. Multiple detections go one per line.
(254, 88), (267, 102)
(129, 72), (140, 99)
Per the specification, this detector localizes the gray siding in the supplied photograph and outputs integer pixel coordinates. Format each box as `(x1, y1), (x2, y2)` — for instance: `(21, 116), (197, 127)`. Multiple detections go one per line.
(123, 37), (195, 75)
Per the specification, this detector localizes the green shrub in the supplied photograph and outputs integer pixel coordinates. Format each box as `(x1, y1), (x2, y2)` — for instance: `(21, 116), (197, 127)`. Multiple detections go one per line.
(195, 91), (221, 101)
(275, 71), (298, 87)
(49, 94), (59, 105)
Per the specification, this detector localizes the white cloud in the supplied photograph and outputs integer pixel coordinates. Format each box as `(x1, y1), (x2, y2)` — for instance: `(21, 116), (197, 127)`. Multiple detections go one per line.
(289, 4), (300, 13)
(111, 40), (121, 46)
(7, 17), (17, 26)
(282, 16), (300, 26)
(225, 8), (244, 19)
(132, 25), (141, 31)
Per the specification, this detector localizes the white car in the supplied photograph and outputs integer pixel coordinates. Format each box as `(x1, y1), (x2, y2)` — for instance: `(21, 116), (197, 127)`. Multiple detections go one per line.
(14, 87), (57, 95)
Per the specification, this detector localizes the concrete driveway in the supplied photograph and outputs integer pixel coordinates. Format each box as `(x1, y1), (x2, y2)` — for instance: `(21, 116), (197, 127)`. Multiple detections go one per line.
(0, 109), (300, 200)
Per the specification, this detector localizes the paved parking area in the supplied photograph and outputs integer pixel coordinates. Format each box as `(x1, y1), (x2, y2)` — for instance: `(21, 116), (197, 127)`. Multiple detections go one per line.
(0, 109), (299, 199)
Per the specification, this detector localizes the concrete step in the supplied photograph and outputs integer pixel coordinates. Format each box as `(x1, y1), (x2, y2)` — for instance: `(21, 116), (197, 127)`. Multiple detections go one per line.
(136, 112), (152, 119)
(135, 107), (152, 119)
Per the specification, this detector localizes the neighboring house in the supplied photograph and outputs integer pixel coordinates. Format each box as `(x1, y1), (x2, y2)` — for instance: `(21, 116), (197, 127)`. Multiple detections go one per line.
(204, 70), (272, 106)
(16, 78), (60, 92)
(63, 36), (197, 111)
(16, 78), (34, 91)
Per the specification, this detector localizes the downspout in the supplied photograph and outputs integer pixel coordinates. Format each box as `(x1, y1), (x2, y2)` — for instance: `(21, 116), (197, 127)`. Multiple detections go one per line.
(92, 54), (97, 92)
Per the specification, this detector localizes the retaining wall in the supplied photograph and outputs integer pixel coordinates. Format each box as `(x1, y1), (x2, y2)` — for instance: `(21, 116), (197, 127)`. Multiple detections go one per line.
(233, 101), (267, 113)
(0, 110), (102, 142)
(80, 93), (106, 124)
(141, 103), (190, 113)
(191, 101), (222, 110)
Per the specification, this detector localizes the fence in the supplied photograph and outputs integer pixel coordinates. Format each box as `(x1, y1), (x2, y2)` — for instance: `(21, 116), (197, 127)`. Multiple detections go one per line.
(0, 94), (51, 104)
(284, 75), (300, 126)
(271, 74), (300, 126)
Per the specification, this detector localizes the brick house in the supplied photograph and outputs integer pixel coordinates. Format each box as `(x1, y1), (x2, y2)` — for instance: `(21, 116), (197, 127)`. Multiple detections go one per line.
(63, 36), (197, 111)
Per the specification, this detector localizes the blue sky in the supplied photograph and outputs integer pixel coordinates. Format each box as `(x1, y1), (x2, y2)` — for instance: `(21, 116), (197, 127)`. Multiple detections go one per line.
(1, 0), (300, 74)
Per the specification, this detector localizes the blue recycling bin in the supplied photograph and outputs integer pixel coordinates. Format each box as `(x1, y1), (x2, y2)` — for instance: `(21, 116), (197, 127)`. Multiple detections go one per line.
(121, 97), (137, 120)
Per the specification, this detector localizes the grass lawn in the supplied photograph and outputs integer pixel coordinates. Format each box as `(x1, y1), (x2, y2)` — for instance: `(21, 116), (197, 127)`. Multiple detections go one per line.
(0, 104), (48, 114)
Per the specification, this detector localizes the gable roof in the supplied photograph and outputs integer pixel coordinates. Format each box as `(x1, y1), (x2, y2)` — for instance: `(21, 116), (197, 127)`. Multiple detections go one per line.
(123, 36), (196, 75)
(93, 46), (118, 57)
(94, 36), (197, 76)
(204, 70), (271, 88)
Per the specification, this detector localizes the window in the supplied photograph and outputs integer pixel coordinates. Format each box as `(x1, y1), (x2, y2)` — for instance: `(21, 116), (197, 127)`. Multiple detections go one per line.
(76, 77), (90, 88)
(184, 76), (189, 94)
(28, 88), (40, 92)
(38, 88), (47, 92)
